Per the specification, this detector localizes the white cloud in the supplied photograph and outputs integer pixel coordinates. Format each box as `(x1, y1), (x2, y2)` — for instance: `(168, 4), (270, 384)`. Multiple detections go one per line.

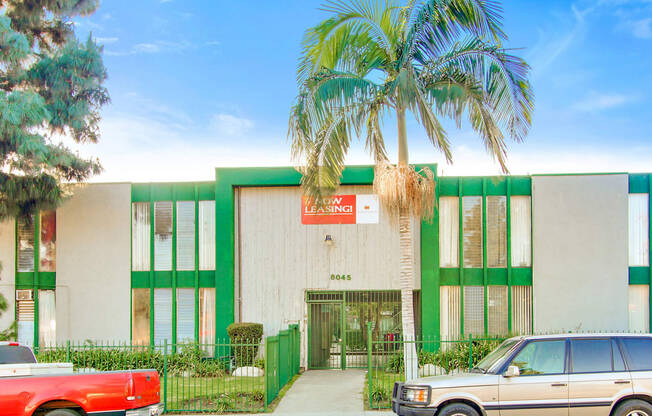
(628, 17), (652, 38)
(105, 40), (195, 56)
(209, 114), (254, 138)
(572, 92), (632, 111)
(95, 36), (119, 44)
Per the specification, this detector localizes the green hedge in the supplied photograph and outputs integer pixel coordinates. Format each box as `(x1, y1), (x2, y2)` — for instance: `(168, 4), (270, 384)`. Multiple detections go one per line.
(37, 344), (227, 377)
(227, 323), (263, 367)
(384, 339), (503, 374)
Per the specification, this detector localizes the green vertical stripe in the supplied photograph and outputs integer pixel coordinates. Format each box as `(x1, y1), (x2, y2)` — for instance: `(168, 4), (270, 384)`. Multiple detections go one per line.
(459, 178), (464, 337)
(194, 185), (200, 343)
(506, 177), (513, 333)
(420, 171), (439, 345)
(649, 174), (652, 333)
(33, 213), (40, 349)
(482, 179), (488, 336)
(172, 194), (177, 348)
(149, 190), (155, 347)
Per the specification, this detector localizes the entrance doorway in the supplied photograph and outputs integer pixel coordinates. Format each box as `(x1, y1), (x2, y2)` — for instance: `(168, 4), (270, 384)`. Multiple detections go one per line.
(307, 291), (418, 370)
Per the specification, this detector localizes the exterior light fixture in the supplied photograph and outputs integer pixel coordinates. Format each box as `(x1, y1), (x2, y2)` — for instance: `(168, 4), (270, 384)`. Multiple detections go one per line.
(324, 234), (334, 247)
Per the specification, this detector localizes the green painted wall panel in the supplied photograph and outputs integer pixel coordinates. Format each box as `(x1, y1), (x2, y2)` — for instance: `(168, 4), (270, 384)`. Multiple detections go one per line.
(154, 272), (173, 288)
(511, 268), (533, 285)
(462, 178), (483, 195)
(487, 268), (508, 285)
(199, 271), (216, 287)
(464, 269), (484, 285)
(510, 176), (532, 195)
(420, 170), (439, 342)
(131, 184), (151, 202)
(439, 177), (459, 196)
(131, 272), (149, 288)
(176, 272), (195, 287)
(629, 174), (650, 193)
(485, 177), (507, 195)
(15, 273), (34, 288)
(630, 267), (650, 285)
(440, 268), (460, 285)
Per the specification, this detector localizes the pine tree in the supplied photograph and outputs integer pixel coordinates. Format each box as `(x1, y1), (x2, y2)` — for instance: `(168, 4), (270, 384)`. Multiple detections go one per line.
(0, 0), (109, 219)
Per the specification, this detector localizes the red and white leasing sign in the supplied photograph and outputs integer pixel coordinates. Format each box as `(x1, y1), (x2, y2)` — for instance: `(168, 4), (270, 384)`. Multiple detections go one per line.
(301, 194), (379, 225)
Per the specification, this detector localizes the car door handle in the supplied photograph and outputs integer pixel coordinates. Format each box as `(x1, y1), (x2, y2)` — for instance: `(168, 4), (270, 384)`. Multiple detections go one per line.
(614, 380), (631, 384)
(551, 383), (567, 387)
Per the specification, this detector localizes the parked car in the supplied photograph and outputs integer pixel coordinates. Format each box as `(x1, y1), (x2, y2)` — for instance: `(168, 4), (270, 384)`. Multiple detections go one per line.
(0, 342), (163, 416)
(392, 333), (652, 416)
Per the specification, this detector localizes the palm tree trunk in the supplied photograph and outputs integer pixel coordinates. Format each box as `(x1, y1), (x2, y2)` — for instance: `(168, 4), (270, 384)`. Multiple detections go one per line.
(397, 107), (418, 381)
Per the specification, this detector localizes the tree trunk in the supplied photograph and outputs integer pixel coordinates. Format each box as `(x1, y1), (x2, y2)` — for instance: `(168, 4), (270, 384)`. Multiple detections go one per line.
(397, 107), (418, 381)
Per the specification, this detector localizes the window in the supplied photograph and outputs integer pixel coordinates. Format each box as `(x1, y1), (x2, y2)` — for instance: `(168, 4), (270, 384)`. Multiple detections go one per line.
(629, 285), (649, 333)
(512, 286), (533, 335)
(629, 194), (649, 266)
(571, 339), (611, 373)
(622, 338), (652, 371)
(153, 288), (172, 346)
(154, 202), (173, 271)
(510, 340), (566, 375)
(486, 196), (506, 267)
(462, 197), (483, 268)
(17, 217), (35, 272)
(39, 211), (56, 272)
(199, 288), (215, 351)
(463, 286), (484, 337)
(132, 289), (150, 345)
(132, 203), (150, 271)
(439, 197), (459, 267)
(488, 286), (508, 336)
(511, 196), (532, 267)
(199, 201), (216, 270)
(177, 288), (195, 343)
(176, 201), (195, 271)
(440, 286), (461, 340)
(38, 290), (56, 347)
(17, 297), (35, 346)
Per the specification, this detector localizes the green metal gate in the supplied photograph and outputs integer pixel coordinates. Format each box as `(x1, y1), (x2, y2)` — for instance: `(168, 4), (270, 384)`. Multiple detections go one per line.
(307, 291), (414, 370)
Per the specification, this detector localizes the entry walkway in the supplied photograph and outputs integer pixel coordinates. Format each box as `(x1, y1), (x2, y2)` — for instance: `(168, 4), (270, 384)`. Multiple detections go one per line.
(270, 370), (394, 416)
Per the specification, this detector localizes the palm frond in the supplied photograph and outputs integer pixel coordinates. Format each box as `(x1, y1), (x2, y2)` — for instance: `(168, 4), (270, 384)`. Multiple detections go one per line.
(374, 161), (435, 220)
(426, 38), (533, 143)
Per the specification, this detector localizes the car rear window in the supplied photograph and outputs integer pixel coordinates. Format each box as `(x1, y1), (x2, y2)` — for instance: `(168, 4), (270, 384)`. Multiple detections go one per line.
(622, 338), (652, 371)
(571, 339), (612, 373)
(0, 345), (36, 364)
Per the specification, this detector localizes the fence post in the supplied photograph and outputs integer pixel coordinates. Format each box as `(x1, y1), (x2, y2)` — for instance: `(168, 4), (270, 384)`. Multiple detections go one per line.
(264, 336), (269, 411)
(163, 340), (168, 413)
(66, 340), (71, 362)
(367, 322), (373, 409)
(468, 337), (473, 370)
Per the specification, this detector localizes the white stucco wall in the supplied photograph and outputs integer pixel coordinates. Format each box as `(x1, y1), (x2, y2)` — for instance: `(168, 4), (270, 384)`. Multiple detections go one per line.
(0, 219), (15, 334)
(56, 184), (131, 342)
(532, 174), (629, 332)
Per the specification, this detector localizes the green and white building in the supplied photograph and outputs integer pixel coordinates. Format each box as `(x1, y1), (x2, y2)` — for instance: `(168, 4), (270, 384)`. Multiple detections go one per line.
(0, 166), (650, 369)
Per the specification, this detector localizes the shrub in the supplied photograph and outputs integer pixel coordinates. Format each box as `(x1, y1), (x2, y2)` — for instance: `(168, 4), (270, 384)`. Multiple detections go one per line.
(227, 323), (263, 367)
(36, 343), (228, 377)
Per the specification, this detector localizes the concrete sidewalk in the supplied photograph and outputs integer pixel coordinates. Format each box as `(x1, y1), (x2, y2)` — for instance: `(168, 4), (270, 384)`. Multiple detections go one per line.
(266, 369), (394, 416)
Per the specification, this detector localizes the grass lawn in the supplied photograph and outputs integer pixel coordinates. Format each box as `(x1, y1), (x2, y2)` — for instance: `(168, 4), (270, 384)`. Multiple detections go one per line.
(165, 375), (265, 412)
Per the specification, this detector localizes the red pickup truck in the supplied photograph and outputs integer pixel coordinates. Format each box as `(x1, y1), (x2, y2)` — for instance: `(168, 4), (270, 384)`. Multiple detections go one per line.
(0, 342), (164, 416)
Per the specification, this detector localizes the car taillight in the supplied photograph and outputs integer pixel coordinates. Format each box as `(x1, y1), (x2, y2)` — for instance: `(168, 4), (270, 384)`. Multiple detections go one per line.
(126, 375), (135, 401)
(8, 342), (19, 346)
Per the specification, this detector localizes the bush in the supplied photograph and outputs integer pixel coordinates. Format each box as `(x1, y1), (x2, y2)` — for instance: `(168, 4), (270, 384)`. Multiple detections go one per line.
(227, 323), (263, 368)
(383, 339), (504, 374)
(36, 343), (228, 377)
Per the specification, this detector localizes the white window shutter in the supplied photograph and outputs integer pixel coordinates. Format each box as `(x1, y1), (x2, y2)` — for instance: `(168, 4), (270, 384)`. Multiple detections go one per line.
(132, 203), (150, 271)
(629, 285), (649, 332)
(439, 198), (459, 268)
(176, 288), (195, 343)
(629, 194), (649, 267)
(510, 196), (532, 267)
(154, 288), (173, 347)
(176, 201), (195, 271)
(462, 197), (483, 268)
(199, 201), (216, 270)
(154, 202), (173, 271)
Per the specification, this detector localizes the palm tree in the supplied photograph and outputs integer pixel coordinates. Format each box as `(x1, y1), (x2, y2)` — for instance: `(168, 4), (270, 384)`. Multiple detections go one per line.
(289, 0), (533, 380)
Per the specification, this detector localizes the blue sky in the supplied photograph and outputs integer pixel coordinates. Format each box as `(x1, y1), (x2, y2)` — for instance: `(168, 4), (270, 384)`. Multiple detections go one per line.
(70, 0), (652, 181)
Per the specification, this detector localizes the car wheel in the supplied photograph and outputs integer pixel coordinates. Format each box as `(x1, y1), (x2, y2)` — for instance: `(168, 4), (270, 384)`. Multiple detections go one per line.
(44, 410), (81, 416)
(614, 399), (652, 416)
(438, 402), (480, 416)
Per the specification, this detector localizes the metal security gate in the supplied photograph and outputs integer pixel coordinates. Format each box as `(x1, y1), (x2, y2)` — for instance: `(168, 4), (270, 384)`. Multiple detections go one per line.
(307, 291), (413, 370)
